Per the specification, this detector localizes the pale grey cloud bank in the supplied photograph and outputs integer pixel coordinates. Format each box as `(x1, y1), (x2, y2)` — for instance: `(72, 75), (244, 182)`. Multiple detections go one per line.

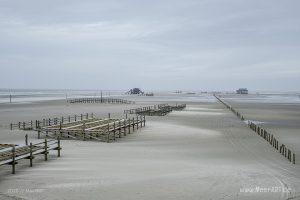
(0, 0), (299, 91)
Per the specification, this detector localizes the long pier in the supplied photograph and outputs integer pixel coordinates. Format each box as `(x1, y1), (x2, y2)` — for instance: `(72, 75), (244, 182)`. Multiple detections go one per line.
(39, 116), (146, 143)
(214, 94), (296, 164)
(124, 104), (186, 116)
(67, 97), (134, 104)
(0, 138), (61, 174)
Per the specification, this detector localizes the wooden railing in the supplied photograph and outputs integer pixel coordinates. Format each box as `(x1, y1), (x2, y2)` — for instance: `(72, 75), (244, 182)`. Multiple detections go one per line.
(0, 138), (61, 174)
(67, 97), (134, 104)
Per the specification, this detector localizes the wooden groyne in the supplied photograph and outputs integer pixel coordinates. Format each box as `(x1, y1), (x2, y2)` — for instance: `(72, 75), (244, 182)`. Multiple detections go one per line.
(10, 113), (94, 131)
(214, 94), (296, 164)
(38, 116), (146, 143)
(124, 104), (186, 116)
(67, 97), (134, 104)
(0, 138), (61, 174)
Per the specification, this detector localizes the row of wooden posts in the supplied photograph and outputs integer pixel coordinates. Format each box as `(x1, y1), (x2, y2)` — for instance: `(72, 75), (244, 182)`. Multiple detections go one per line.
(67, 97), (134, 104)
(10, 113), (94, 130)
(0, 137), (61, 174)
(214, 94), (296, 164)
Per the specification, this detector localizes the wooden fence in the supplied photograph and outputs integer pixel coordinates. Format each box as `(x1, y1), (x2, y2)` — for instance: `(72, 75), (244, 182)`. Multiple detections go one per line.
(214, 94), (296, 164)
(67, 97), (134, 104)
(0, 138), (61, 174)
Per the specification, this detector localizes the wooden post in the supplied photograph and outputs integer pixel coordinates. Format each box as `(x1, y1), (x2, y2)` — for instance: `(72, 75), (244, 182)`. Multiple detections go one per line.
(44, 139), (48, 161)
(288, 150), (291, 162)
(83, 122), (86, 141)
(113, 121), (116, 138)
(10, 123), (13, 130)
(38, 130), (41, 139)
(293, 154), (296, 164)
(143, 115), (146, 127)
(118, 120), (121, 138)
(108, 113), (111, 119)
(133, 117), (135, 131)
(30, 142), (33, 167)
(12, 146), (16, 174)
(57, 137), (61, 157)
(128, 118), (131, 134)
(25, 134), (28, 145)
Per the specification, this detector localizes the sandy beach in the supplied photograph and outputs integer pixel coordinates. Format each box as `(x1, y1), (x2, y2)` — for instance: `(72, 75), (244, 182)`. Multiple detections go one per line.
(1, 94), (300, 200)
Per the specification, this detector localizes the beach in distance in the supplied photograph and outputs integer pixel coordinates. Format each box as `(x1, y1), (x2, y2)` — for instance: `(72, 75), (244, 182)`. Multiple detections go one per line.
(0, 91), (300, 200)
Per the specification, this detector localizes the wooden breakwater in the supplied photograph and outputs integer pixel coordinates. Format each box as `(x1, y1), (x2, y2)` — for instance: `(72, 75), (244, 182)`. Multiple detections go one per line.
(39, 116), (146, 143)
(124, 104), (186, 116)
(67, 97), (134, 104)
(214, 94), (296, 164)
(0, 138), (61, 174)
(10, 113), (94, 131)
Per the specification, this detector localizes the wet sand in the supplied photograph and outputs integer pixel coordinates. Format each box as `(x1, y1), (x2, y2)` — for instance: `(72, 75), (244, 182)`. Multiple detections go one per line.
(0, 95), (300, 200)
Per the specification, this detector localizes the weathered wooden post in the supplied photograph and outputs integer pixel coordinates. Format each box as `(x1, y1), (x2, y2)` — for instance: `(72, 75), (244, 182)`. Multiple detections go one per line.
(57, 137), (61, 157)
(293, 153), (296, 164)
(118, 120), (121, 138)
(143, 115), (146, 126)
(133, 117), (135, 131)
(25, 134), (28, 145)
(44, 139), (48, 161)
(75, 115), (77, 121)
(12, 146), (16, 174)
(82, 122), (86, 141)
(29, 142), (33, 167)
(128, 118), (131, 134)
(10, 123), (13, 130)
(113, 121), (116, 138)
(108, 113), (111, 119)
(81, 114), (83, 121)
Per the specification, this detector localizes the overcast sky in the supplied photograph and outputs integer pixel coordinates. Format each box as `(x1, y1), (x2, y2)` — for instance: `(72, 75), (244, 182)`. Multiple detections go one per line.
(0, 0), (299, 91)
